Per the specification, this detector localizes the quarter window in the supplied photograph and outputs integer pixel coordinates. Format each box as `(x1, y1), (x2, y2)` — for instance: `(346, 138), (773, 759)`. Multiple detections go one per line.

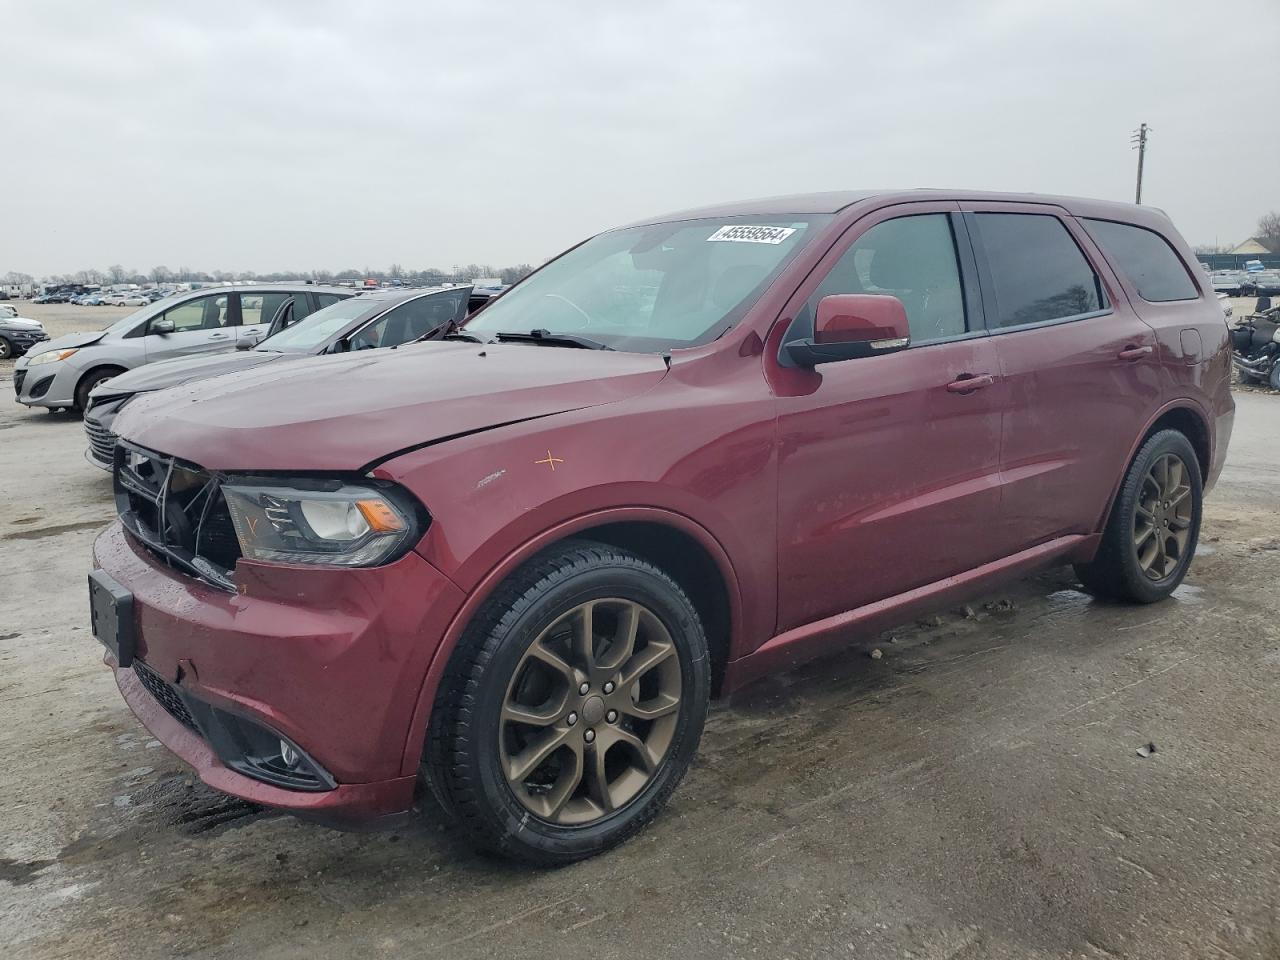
(1083, 219), (1198, 302)
(974, 214), (1104, 327)
(809, 214), (967, 344)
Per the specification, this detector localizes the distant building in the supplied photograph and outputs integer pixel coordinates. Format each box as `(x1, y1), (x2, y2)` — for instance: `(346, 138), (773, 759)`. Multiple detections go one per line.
(1231, 238), (1273, 255)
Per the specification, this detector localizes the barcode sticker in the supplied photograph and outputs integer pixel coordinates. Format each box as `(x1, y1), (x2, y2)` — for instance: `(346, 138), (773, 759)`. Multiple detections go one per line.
(706, 225), (797, 245)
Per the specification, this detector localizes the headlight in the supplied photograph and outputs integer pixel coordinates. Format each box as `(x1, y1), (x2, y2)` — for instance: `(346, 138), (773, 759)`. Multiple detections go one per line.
(221, 480), (421, 567)
(27, 348), (78, 366)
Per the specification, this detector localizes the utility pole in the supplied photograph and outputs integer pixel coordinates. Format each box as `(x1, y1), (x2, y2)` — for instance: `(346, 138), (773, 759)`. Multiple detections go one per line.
(1131, 123), (1150, 204)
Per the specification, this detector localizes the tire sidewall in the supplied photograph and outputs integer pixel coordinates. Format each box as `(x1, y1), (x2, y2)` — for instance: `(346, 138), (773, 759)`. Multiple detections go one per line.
(467, 560), (709, 860)
(1114, 431), (1203, 602)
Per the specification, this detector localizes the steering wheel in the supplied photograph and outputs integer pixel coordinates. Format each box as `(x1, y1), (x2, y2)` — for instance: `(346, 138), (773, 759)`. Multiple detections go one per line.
(542, 293), (593, 327)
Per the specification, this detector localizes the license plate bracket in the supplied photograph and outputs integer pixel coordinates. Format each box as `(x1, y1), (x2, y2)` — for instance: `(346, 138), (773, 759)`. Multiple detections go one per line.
(88, 569), (136, 668)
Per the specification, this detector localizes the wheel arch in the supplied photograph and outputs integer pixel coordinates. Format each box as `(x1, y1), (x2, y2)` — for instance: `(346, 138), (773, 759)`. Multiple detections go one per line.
(75, 362), (130, 406)
(1093, 399), (1212, 537)
(399, 507), (744, 777)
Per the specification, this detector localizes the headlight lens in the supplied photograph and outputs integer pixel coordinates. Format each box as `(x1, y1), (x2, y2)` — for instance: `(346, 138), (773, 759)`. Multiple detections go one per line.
(221, 481), (417, 567)
(28, 348), (78, 366)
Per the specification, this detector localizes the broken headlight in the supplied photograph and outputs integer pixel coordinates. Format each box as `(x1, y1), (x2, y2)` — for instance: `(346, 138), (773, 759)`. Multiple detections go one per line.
(221, 480), (420, 567)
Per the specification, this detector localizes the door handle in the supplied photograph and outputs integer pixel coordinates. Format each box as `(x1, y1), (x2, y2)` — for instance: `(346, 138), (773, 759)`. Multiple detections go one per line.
(946, 373), (995, 394)
(208, 333), (229, 340)
(1118, 345), (1153, 361)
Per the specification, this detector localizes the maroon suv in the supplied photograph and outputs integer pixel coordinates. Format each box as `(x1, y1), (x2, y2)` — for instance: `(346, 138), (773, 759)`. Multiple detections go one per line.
(90, 190), (1233, 863)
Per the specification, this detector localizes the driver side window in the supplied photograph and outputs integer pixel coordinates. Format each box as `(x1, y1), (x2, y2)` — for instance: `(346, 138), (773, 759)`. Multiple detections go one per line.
(810, 214), (967, 345)
(149, 295), (228, 334)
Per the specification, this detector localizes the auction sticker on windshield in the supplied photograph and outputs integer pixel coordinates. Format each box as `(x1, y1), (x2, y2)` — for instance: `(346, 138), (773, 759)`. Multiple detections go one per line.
(706, 225), (798, 244)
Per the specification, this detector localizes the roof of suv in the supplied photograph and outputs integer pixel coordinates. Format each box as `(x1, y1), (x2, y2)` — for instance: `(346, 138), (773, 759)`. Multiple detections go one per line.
(635, 189), (1169, 227)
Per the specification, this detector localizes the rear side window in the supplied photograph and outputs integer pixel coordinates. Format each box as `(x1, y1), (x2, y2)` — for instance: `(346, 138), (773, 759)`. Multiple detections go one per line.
(315, 293), (344, 308)
(1082, 219), (1198, 302)
(975, 214), (1105, 328)
(239, 292), (292, 327)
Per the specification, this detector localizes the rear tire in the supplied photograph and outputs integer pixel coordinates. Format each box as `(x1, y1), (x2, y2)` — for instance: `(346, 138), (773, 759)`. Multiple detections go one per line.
(425, 540), (710, 865)
(1074, 429), (1202, 604)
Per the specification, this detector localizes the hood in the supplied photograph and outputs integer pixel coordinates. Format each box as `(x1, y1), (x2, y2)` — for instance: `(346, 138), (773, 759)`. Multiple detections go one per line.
(0, 318), (43, 331)
(115, 341), (669, 472)
(27, 330), (108, 355)
(91, 349), (282, 400)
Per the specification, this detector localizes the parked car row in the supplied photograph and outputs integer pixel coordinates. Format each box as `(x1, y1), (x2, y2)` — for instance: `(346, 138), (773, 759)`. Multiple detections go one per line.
(1209, 269), (1280, 296)
(49, 190), (1231, 865)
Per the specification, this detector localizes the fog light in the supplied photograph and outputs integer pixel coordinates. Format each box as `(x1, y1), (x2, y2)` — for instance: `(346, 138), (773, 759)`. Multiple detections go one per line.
(280, 740), (302, 768)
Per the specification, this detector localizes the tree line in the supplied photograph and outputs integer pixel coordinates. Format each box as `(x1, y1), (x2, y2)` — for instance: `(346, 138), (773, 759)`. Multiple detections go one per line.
(3, 262), (535, 288)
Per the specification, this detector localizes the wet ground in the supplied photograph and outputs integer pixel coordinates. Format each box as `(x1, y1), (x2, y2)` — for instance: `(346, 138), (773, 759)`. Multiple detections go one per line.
(2, 334), (1279, 958)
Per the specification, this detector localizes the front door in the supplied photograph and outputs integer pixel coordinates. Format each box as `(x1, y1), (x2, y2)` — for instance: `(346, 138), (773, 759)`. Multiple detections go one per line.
(143, 293), (234, 362)
(961, 203), (1162, 547)
(773, 203), (1008, 632)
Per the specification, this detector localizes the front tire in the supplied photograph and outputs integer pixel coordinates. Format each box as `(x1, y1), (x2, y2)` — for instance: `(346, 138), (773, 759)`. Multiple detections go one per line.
(0, 336), (13, 360)
(1074, 429), (1202, 603)
(425, 540), (710, 864)
(74, 366), (125, 411)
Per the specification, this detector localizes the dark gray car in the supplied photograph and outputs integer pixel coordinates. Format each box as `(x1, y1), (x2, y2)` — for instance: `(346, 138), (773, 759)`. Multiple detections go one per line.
(83, 285), (481, 468)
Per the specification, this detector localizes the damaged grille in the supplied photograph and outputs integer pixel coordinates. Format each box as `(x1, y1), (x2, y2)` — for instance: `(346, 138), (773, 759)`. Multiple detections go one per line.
(84, 414), (118, 465)
(132, 661), (199, 732)
(113, 441), (241, 591)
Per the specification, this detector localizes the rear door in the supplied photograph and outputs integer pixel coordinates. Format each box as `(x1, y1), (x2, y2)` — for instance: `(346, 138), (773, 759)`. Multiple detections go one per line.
(773, 202), (1009, 630)
(962, 202), (1162, 548)
(143, 293), (234, 362)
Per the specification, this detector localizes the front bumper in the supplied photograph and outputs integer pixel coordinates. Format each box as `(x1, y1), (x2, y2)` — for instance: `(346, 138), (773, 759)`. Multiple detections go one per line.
(2, 331), (49, 355)
(13, 357), (77, 407)
(84, 398), (126, 469)
(93, 522), (466, 822)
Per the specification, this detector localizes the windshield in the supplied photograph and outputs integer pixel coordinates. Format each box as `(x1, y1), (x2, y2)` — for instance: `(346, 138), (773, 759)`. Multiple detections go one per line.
(464, 215), (829, 351)
(257, 297), (377, 353)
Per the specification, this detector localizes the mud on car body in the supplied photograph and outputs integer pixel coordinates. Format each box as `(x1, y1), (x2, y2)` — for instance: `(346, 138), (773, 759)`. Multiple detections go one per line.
(90, 190), (1233, 863)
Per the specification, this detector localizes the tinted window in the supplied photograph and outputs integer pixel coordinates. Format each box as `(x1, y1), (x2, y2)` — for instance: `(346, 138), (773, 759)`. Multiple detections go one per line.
(150, 294), (228, 333)
(975, 214), (1104, 327)
(349, 292), (468, 350)
(239, 292), (292, 327)
(810, 214), (967, 344)
(315, 293), (344, 308)
(1084, 219), (1198, 302)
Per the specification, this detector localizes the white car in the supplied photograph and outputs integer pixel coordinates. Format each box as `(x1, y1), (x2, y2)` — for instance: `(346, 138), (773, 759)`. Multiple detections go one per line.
(0, 304), (18, 319)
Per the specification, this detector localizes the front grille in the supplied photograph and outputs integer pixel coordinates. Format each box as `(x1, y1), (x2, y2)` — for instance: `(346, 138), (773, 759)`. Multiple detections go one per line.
(14, 369), (26, 396)
(84, 414), (118, 465)
(114, 441), (241, 591)
(132, 661), (199, 732)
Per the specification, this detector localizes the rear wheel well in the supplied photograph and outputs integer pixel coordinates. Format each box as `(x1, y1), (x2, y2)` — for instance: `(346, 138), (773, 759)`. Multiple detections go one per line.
(570, 521), (732, 696)
(1143, 406), (1210, 478)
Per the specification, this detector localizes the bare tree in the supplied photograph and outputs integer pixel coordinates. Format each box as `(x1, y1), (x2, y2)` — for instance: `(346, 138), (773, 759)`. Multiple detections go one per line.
(106, 264), (127, 284)
(150, 265), (171, 284)
(1258, 212), (1280, 253)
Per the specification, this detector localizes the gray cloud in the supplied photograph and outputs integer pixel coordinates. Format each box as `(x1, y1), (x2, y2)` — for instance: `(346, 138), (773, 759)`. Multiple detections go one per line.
(4, 0), (1277, 276)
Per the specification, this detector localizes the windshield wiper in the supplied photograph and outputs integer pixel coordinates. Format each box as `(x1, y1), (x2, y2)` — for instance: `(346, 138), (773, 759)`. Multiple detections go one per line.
(492, 329), (613, 351)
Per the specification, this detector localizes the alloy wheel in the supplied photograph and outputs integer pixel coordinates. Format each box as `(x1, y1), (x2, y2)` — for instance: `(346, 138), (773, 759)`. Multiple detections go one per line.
(499, 598), (682, 825)
(1133, 452), (1193, 580)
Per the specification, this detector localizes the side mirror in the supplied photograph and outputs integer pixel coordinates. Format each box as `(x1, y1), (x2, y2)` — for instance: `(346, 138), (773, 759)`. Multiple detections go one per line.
(151, 318), (175, 335)
(785, 294), (911, 367)
(235, 339), (255, 351)
(330, 339), (350, 354)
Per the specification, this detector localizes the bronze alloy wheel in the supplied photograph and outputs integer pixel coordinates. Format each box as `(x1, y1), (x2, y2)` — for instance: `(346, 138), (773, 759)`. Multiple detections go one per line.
(1133, 452), (1194, 580)
(499, 598), (682, 825)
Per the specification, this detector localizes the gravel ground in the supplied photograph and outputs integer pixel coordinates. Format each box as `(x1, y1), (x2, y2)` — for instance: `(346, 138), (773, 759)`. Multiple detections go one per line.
(2, 307), (1279, 959)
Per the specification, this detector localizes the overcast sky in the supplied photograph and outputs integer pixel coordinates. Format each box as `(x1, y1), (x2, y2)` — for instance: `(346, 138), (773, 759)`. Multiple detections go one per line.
(4, 0), (1277, 277)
